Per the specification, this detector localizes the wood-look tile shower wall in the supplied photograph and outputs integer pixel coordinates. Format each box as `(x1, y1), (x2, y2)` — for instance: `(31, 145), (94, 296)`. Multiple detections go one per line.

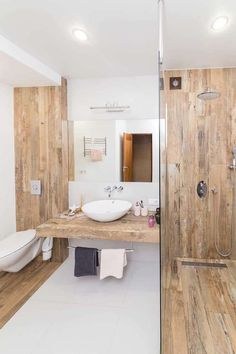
(164, 68), (236, 260)
(14, 79), (69, 261)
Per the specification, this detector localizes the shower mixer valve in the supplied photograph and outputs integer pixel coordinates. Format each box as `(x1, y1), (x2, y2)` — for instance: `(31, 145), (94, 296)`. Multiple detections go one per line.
(197, 181), (207, 198)
(229, 147), (236, 169)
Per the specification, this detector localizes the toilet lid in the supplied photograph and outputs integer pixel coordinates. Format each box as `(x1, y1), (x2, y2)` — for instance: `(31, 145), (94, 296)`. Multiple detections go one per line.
(0, 229), (36, 258)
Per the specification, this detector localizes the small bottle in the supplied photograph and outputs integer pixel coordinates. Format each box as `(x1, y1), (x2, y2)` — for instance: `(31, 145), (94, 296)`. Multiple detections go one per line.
(155, 208), (160, 224)
(148, 215), (155, 228)
(134, 202), (141, 216)
(141, 206), (148, 217)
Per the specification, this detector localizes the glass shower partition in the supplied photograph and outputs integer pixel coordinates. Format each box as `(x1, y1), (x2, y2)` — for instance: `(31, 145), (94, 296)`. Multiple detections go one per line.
(158, 1), (168, 352)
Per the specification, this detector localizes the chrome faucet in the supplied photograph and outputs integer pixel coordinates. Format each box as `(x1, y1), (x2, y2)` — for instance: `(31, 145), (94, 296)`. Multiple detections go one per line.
(117, 186), (124, 192)
(104, 185), (123, 198)
(104, 185), (117, 198)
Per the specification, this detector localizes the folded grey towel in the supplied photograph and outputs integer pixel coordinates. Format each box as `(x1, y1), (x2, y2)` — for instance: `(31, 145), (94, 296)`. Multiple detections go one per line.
(74, 247), (99, 277)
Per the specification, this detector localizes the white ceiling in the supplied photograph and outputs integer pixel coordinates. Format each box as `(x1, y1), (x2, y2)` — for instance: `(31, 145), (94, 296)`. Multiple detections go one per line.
(0, 0), (235, 82)
(0, 34), (61, 87)
(0, 50), (60, 87)
(164, 0), (236, 70)
(0, 0), (158, 79)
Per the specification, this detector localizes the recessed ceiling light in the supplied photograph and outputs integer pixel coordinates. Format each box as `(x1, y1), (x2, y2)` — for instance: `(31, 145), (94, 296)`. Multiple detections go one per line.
(72, 28), (88, 41)
(211, 16), (229, 31)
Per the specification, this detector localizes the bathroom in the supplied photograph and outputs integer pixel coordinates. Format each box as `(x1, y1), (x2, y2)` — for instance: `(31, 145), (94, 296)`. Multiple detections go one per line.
(0, 1), (159, 354)
(0, 1), (236, 354)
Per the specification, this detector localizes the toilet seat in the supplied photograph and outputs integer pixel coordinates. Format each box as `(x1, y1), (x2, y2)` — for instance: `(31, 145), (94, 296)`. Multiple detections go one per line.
(0, 229), (36, 258)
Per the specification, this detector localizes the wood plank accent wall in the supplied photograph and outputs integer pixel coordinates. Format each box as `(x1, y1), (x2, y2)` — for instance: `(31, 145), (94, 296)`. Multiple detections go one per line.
(14, 79), (69, 261)
(164, 68), (236, 260)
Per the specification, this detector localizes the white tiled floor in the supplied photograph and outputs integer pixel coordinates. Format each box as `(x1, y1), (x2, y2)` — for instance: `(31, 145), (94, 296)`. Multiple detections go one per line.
(0, 251), (160, 354)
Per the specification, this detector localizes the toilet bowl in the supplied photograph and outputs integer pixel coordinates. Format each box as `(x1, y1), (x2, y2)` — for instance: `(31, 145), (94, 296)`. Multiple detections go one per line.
(0, 229), (44, 272)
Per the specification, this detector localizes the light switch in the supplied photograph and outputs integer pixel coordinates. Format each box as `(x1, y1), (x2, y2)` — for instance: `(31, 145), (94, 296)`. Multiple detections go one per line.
(31, 180), (41, 195)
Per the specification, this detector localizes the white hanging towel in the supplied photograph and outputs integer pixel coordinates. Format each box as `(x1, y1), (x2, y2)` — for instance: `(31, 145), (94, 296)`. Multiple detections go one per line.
(100, 249), (127, 280)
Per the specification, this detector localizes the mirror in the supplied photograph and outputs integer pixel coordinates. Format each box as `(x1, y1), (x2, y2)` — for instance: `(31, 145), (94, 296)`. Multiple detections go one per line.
(69, 119), (158, 183)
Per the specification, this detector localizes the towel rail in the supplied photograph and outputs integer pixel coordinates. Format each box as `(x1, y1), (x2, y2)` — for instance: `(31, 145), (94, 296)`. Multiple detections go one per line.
(68, 246), (134, 253)
(83, 136), (107, 157)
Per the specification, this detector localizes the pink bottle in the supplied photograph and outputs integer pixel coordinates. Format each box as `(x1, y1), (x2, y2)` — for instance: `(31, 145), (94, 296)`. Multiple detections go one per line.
(148, 215), (155, 228)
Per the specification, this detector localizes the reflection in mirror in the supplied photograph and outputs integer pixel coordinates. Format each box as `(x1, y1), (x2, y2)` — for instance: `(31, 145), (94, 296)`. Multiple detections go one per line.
(69, 119), (158, 183)
(122, 133), (152, 182)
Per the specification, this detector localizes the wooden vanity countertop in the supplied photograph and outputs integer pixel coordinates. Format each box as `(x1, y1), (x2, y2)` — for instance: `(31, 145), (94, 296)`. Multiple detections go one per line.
(36, 213), (159, 244)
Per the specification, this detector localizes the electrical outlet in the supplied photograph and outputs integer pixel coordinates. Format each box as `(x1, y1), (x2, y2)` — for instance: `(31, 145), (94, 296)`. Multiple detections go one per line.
(148, 198), (159, 206)
(31, 180), (41, 195)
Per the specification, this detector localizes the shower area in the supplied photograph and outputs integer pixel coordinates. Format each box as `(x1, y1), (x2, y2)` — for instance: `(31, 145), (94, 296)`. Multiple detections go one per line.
(160, 68), (236, 354)
(162, 68), (236, 261)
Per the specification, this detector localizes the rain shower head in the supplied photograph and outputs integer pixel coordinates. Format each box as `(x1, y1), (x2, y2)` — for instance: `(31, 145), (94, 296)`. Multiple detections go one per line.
(197, 88), (221, 101)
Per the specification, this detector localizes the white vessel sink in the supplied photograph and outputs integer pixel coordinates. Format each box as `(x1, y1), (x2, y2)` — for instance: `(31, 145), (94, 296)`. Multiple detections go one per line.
(82, 199), (132, 222)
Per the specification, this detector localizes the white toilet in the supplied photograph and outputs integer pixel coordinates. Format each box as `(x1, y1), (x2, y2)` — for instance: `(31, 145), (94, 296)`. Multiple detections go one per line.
(0, 229), (44, 272)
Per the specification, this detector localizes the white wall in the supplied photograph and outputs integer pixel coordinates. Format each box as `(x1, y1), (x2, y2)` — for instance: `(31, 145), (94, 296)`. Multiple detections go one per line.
(0, 83), (16, 239)
(68, 75), (158, 121)
(69, 181), (158, 211)
(68, 75), (159, 208)
(115, 120), (126, 181)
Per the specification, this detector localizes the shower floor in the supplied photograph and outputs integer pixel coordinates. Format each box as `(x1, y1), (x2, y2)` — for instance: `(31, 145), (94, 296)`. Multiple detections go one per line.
(163, 258), (236, 354)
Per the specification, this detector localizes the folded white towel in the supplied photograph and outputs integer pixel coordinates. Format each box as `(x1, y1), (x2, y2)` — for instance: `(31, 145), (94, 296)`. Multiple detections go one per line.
(100, 249), (127, 280)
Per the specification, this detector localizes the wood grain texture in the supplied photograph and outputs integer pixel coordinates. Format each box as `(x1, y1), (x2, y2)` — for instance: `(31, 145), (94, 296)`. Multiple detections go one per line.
(123, 133), (133, 181)
(0, 258), (60, 328)
(162, 259), (236, 354)
(36, 213), (159, 244)
(164, 68), (236, 260)
(14, 79), (69, 261)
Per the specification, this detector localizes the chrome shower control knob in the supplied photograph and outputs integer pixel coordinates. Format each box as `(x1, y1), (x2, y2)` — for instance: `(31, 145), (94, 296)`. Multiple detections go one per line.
(197, 181), (207, 198)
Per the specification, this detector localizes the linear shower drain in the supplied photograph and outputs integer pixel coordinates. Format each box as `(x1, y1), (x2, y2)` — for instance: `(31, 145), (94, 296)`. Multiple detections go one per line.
(181, 261), (227, 268)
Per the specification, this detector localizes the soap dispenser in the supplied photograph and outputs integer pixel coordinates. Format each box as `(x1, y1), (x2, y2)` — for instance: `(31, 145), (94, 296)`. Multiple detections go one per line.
(134, 202), (141, 216)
